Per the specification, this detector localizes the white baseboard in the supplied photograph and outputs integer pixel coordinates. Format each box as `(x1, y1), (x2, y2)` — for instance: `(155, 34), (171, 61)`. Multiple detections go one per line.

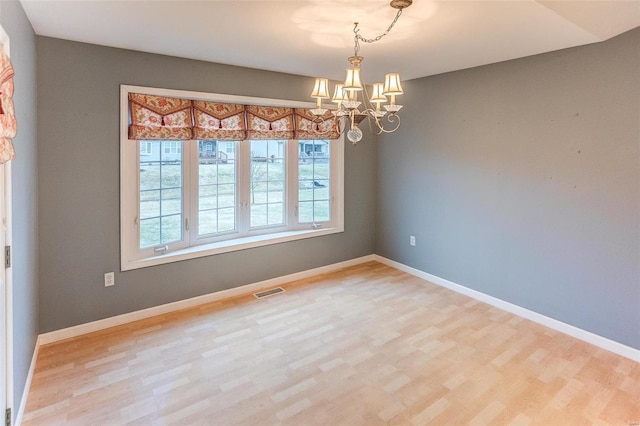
(38, 255), (377, 346)
(373, 255), (640, 363)
(14, 336), (39, 426)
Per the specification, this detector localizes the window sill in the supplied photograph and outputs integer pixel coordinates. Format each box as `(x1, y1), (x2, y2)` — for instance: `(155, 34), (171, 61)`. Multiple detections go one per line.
(121, 226), (344, 271)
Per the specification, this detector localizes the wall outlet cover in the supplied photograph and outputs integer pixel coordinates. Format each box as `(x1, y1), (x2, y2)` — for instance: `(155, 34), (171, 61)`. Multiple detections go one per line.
(104, 272), (115, 287)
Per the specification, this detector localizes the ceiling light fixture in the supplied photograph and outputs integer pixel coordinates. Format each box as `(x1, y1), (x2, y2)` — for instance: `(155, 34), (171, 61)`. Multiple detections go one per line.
(310, 0), (412, 144)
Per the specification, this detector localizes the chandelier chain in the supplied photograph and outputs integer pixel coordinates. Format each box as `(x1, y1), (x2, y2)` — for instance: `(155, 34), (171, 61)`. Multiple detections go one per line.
(353, 8), (404, 45)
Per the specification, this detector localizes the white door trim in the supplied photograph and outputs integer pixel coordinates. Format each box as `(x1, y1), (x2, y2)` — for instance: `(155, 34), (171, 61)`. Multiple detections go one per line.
(0, 22), (14, 424)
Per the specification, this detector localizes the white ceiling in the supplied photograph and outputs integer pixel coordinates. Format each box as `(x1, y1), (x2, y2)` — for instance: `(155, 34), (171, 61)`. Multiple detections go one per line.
(19, 0), (640, 83)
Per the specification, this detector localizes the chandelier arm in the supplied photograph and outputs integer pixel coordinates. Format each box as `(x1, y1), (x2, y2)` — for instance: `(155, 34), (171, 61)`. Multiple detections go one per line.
(360, 108), (402, 135)
(378, 113), (401, 133)
(364, 111), (380, 135)
(372, 117), (385, 135)
(337, 115), (346, 135)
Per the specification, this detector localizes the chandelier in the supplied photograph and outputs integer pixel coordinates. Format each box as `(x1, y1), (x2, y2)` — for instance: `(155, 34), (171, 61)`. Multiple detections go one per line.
(309, 0), (413, 144)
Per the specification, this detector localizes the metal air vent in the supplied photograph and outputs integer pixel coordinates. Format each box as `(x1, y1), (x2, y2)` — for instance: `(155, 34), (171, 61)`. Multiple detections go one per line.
(253, 287), (285, 299)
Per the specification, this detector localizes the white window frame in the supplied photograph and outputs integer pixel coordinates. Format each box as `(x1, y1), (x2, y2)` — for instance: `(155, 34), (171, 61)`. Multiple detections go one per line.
(120, 85), (344, 271)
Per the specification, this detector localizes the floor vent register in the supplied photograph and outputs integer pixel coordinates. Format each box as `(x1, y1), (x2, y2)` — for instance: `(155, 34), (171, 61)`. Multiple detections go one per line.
(253, 287), (286, 299)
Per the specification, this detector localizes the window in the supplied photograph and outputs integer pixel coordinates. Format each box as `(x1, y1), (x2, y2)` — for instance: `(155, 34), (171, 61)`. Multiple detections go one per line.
(139, 141), (184, 249)
(298, 140), (330, 224)
(121, 86), (344, 270)
(198, 141), (237, 236)
(139, 141), (152, 156)
(163, 141), (181, 155)
(250, 140), (285, 228)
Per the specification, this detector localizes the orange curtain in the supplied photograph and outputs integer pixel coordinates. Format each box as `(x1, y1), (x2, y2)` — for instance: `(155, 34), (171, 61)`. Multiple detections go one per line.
(294, 109), (339, 140)
(193, 101), (246, 140)
(128, 93), (193, 140)
(246, 106), (294, 140)
(0, 49), (16, 164)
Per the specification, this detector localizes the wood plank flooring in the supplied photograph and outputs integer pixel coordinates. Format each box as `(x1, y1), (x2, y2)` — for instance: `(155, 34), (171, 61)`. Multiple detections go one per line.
(22, 262), (640, 425)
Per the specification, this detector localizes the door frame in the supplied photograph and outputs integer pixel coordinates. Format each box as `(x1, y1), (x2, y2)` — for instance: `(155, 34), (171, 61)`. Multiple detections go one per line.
(0, 22), (14, 423)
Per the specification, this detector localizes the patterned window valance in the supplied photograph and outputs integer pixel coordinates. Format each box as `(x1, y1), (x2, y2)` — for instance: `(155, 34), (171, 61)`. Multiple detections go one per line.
(0, 49), (16, 164)
(246, 106), (294, 140)
(127, 92), (338, 142)
(193, 101), (246, 141)
(294, 109), (339, 140)
(129, 93), (193, 140)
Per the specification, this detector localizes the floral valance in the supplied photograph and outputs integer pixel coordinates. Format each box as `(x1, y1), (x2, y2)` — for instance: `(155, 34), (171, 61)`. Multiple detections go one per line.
(129, 93), (194, 140)
(294, 109), (339, 140)
(193, 101), (246, 141)
(128, 93), (337, 142)
(0, 49), (16, 164)
(246, 106), (294, 140)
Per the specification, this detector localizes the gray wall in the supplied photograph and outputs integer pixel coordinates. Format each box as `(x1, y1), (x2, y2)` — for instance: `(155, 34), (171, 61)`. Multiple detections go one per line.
(0, 0), (38, 418)
(377, 28), (640, 349)
(37, 37), (377, 332)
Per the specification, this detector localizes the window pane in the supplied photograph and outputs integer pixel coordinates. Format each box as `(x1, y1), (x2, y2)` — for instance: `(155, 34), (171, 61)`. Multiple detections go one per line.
(161, 188), (182, 216)
(269, 203), (284, 226)
(218, 163), (236, 184)
(199, 165), (217, 185)
(313, 163), (330, 180)
(161, 164), (181, 188)
(251, 204), (267, 228)
(199, 210), (217, 235)
(198, 141), (237, 236)
(199, 185), (217, 209)
(252, 185), (267, 204)
(250, 140), (285, 228)
(218, 208), (236, 232)
(313, 182), (330, 202)
(139, 141), (183, 248)
(298, 140), (331, 224)
(218, 184), (236, 208)
(140, 142), (152, 156)
(267, 162), (284, 180)
(161, 214), (182, 242)
(298, 201), (313, 224)
(268, 186), (284, 203)
(162, 141), (181, 155)
(298, 183), (313, 202)
(269, 180), (284, 191)
(139, 218), (160, 248)
(140, 189), (160, 220)
(312, 201), (330, 222)
(139, 164), (159, 191)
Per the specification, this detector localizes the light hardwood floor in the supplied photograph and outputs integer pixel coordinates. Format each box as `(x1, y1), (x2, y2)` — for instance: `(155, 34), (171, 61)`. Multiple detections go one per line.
(22, 262), (640, 425)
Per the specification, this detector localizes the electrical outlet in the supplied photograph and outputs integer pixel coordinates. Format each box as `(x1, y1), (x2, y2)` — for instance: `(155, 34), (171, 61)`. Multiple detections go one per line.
(410, 235), (416, 246)
(104, 272), (115, 287)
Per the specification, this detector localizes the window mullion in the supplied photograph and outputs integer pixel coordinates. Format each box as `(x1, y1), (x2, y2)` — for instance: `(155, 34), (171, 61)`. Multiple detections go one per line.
(187, 140), (199, 246)
(333, 135), (345, 229)
(288, 139), (299, 229)
(238, 140), (250, 236)
(173, 141), (190, 251)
